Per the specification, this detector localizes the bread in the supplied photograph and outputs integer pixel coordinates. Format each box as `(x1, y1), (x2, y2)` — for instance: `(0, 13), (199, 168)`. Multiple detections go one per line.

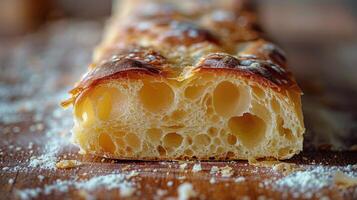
(62, 0), (305, 160)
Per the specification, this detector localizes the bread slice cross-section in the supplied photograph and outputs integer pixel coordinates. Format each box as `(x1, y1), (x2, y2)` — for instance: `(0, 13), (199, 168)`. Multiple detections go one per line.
(62, 0), (305, 160)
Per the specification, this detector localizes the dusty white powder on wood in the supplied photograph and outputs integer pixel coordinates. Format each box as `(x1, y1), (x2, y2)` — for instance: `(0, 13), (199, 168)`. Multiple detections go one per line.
(274, 165), (357, 198)
(210, 166), (219, 174)
(192, 163), (202, 172)
(0, 21), (100, 173)
(179, 163), (188, 170)
(177, 183), (197, 200)
(235, 177), (246, 183)
(16, 173), (136, 200)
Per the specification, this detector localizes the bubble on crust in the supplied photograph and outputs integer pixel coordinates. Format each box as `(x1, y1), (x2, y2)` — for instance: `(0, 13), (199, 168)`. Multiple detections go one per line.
(113, 131), (126, 138)
(157, 145), (167, 156)
(184, 84), (207, 100)
(184, 149), (193, 156)
(146, 128), (162, 144)
(208, 127), (218, 137)
(227, 134), (237, 145)
(139, 80), (174, 113)
(75, 131), (95, 151)
(271, 98), (280, 113)
(213, 81), (240, 117)
(216, 146), (224, 154)
(213, 138), (222, 145)
(203, 94), (214, 115)
(252, 86), (265, 99)
(99, 133), (116, 154)
(228, 113), (266, 149)
(278, 147), (293, 158)
(170, 110), (186, 121)
(75, 96), (95, 125)
(94, 91), (112, 120)
(77, 85), (128, 122)
(277, 116), (294, 141)
(193, 134), (211, 147)
(186, 136), (193, 145)
(115, 137), (126, 150)
(163, 132), (183, 148)
(125, 133), (141, 150)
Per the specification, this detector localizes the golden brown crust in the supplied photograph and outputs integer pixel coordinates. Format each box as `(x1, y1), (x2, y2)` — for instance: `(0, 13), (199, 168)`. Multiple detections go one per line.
(63, 0), (302, 107)
(80, 47), (166, 86)
(64, 0), (301, 109)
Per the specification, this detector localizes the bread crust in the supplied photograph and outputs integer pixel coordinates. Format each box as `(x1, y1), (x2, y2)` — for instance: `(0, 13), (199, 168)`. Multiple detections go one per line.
(63, 0), (301, 106)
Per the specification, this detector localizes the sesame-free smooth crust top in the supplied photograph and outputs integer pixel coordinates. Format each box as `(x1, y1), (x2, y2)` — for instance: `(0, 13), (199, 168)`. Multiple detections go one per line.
(63, 0), (305, 160)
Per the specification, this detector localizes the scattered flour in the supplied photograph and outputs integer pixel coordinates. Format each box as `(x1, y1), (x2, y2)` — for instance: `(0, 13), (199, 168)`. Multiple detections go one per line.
(0, 21), (101, 173)
(177, 183), (197, 200)
(274, 165), (357, 198)
(179, 163), (188, 170)
(16, 173), (136, 200)
(210, 166), (219, 174)
(28, 137), (71, 170)
(28, 154), (57, 170)
(192, 163), (202, 172)
(156, 189), (168, 197)
(209, 165), (234, 177)
(234, 177), (246, 183)
(8, 178), (14, 184)
(37, 175), (45, 182)
(167, 181), (174, 187)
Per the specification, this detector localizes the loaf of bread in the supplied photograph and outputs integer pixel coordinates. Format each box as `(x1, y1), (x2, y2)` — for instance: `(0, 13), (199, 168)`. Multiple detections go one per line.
(62, 0), (305, 160)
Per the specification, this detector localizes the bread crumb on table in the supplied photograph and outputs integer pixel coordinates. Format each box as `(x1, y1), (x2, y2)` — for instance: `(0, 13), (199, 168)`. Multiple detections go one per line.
(220, 166), (234, 177)
(249, 159), (300, 175)
(56, 160), (82, 169)
(209, 165), (235, 177)
(272, 162), (300, 175)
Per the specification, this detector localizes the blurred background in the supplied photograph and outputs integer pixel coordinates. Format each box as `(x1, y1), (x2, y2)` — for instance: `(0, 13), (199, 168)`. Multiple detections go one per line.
(0, 0), (356, 148)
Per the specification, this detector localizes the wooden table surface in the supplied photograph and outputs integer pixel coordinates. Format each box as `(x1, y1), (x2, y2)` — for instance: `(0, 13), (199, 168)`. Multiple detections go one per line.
(1, 1), (357, 200)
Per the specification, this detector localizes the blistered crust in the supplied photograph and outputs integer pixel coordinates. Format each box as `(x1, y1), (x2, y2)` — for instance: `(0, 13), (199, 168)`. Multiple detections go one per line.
(66, 39), (299, 107)
(63, 0), (299, 103)
(196, 53), (298, 91)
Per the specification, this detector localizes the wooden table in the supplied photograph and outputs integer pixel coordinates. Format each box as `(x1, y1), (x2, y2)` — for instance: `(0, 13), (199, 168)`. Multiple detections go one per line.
(1, 1), (357, 199)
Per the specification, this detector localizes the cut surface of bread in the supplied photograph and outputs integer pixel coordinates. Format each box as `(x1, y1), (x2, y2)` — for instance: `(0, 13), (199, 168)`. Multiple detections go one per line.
(63, 0), (305, 160)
